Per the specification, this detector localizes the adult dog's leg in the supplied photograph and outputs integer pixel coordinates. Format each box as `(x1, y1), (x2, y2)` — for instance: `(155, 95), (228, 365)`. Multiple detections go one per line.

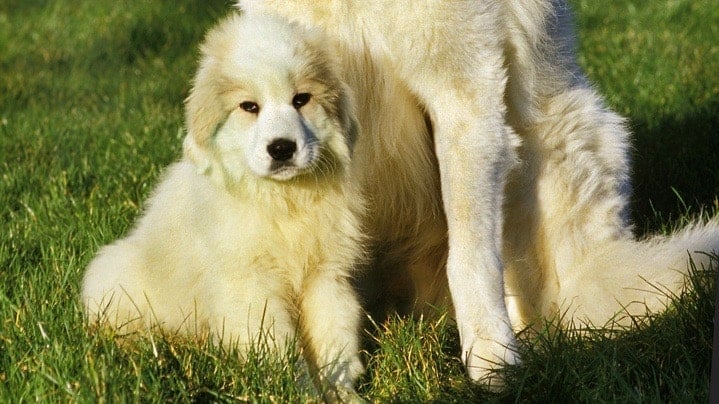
(433, 105), (519, 384)
(403, 61), (519, 387)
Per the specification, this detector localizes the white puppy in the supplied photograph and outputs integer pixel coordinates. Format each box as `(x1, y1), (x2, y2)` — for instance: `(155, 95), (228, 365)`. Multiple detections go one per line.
(237, 0), (719, 388)
(81, 12), (364, 394)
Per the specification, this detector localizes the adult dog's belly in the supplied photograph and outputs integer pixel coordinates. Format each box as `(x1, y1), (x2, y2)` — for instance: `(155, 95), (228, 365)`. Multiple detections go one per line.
(340, 52), (450, 318)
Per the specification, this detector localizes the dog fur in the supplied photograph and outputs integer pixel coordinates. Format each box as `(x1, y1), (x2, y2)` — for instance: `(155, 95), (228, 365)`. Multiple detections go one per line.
(237, 0), (719, 386)
(81, 12), (365, 394)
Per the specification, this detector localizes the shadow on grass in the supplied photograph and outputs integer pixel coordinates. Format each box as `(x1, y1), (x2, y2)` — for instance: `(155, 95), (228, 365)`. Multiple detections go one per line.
(629, 102), (719, 232)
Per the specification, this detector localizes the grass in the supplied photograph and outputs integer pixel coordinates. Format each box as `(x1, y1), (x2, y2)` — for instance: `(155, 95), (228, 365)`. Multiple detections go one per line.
(1, 0), (717, 401)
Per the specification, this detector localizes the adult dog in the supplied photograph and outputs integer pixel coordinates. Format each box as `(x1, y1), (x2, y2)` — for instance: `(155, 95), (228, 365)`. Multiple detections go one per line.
(82, 12), (364, 395)
(237, 0), (719, 387)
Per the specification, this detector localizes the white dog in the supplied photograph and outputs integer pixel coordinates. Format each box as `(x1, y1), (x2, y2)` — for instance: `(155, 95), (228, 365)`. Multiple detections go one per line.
(237, 0), (719, 387)
(82, 12), (365, 395)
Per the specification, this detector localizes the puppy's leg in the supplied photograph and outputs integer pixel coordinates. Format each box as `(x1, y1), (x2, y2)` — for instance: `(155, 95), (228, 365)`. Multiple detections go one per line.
(207, 272), (296, 355)
(299, 270), (364, 398)
(82, 242), (151, 332)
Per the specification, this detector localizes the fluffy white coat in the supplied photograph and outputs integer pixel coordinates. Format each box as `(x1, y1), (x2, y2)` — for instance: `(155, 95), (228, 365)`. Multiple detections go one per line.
(82, 13), (365, 394)
(237, 0), (719, 387)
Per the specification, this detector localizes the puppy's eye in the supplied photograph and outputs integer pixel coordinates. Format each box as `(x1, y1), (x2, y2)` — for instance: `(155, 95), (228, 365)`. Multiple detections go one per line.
(292, 93), (312, 109)
(239, 101), (259, 114)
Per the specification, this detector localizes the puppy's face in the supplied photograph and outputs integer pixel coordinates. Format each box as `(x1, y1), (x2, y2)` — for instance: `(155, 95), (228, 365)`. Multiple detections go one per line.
(213, 76), (334, 181)
(184, 13), (355, 184)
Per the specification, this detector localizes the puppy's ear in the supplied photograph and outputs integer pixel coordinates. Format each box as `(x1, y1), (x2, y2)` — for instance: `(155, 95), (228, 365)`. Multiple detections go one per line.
(185, 65), (227, 142)
(184, 63), (227, 174)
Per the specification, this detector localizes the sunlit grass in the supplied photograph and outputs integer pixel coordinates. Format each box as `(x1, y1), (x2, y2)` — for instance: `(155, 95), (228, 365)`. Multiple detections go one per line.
(1, 0), (717, 401)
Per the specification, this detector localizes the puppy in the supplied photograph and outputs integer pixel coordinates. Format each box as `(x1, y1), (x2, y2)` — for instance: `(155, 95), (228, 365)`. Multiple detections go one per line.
(81, 12), (365, 394)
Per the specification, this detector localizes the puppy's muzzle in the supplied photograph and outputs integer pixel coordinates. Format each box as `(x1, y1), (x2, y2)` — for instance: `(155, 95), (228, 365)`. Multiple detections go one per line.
(267, 138), (297, 162)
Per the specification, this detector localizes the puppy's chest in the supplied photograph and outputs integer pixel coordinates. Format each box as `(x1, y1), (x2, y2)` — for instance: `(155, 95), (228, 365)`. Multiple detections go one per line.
(213, 201), (338, 277)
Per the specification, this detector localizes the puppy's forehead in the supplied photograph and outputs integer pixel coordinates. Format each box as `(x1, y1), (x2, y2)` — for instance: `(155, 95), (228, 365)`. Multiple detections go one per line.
(207, 14), (308, 81)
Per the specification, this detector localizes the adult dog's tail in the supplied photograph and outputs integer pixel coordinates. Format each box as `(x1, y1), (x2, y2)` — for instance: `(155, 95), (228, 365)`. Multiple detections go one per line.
(553, 221), (719, 326)
(504, 87), (719, 329)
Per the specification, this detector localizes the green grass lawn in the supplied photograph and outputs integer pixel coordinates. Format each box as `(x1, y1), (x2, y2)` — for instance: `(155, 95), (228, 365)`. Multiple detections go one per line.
(1, 0), (717, 401)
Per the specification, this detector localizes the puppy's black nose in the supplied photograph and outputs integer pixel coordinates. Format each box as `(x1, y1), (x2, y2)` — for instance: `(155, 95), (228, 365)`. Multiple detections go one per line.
(267, 138), (297, 161)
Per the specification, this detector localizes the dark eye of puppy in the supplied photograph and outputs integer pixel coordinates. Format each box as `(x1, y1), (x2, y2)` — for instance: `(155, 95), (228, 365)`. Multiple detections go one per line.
(292, 93), (312, 109)
(239, 101), (259, 114)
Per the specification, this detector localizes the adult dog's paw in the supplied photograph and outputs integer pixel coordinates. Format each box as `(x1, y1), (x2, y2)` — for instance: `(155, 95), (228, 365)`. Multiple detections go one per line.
(462, 322), (520, 391)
